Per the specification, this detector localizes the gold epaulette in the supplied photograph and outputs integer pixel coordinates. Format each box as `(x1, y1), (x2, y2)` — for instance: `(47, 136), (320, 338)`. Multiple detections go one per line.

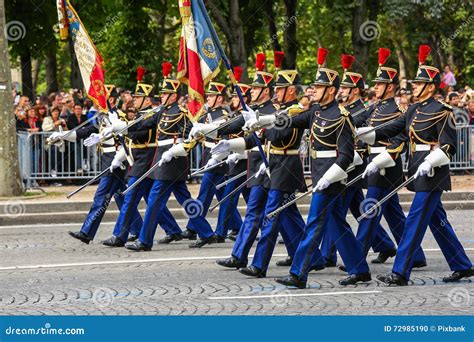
(437, 99), (452, 110)
(397, 103), (407, 114)
(287, 104), (305, 117)
(338, 105), (350, 117)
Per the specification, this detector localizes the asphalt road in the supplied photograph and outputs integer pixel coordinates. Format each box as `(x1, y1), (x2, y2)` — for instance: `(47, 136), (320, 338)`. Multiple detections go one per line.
(0, 212), (473, 315)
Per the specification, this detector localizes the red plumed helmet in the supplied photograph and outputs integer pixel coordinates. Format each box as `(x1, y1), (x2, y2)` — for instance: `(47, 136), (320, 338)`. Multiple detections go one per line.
(418, 45), (431, 65)
(341, 54), (355, 70)
(255, 53), (266, 71)
(162, 61), (173, 79)
(317, 47), (329, 66)
(378, 48), (391, 66)
(233, 66), (244, 82)
(274, 51), (284, 69)
(136, 66), (145, 82)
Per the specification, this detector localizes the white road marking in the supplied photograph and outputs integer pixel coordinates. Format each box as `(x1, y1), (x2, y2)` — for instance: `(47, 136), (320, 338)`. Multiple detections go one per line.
(0, 254), (288, 271)
(209, 290), (382, 300)
(0, 248), (472, 271)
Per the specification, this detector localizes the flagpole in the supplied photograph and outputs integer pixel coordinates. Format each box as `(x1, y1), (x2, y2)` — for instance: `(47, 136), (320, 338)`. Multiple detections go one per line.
(196, 0), (269, 168)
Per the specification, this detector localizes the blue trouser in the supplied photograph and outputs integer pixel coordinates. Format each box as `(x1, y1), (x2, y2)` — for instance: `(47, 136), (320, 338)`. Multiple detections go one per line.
(321, 187), (396, 263)
(139, 180), (214, 247)
(215, 175), (251, 238)
(232, 185), (268, 264)
(251, 190), (306, 272)
(356, 186), (426, 263)
(113, 177), (181, 242)
(393, 191), (472, 280)
(187, 171), (225, 232)
(291, 192), (370, 281)
(81, 173), (127, 239)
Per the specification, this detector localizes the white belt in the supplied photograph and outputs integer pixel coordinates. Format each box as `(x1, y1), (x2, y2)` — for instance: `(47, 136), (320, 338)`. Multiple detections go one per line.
(159, 138), (183, 146)
(414, 144), (432, 152)
(370, 146), (386, 154)
(204, 141), (216, 148)
(310, 149), (337, 158)
(250, 147), (260, 152)
(268, 148), (300, 155)
(101, 146), (116, 153)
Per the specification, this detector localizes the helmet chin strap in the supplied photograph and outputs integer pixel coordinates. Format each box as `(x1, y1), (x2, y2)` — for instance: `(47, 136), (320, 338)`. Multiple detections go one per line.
(416, 83), (428, 100)
(138, 96), (146, 109)
(380, 83), (389, 100)
(162, 93), (171, 107)
(255, 88), (264, 104)
(316, 86), (328, 104)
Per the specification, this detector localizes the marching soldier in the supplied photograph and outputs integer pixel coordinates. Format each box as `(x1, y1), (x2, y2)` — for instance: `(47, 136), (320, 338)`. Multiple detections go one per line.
(106, 63), (218, 250)
(184, 80), (230, 242)
(98, 66), (182, 247)
(353, 48), (427, 267)
(320, 55), (397, 267)
(359, 45), (474, 285)
(211, 61), (309, 276)
(49, 85), (142, 244)
(244, 48), (371, 287)
(192, 53), (292, 269)
(214, 68), (251, 240)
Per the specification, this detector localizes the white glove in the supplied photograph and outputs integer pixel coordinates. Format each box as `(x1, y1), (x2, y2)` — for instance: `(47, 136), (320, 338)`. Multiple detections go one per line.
(255, 162), (267, 178)
(362, 162), (379, 178)
(189, 123), (218, 139)
(242, 106), (257, 122)
(108, 111), (119, 123)
(205, 157), (220, 169)
(414, 161), (433, 179)
(109, 148), (127, 172)
(100, 126), (114, 140)
(158, 150), (173, 166)
(158, 143), (187, 166)
(84, 133), (101, 147)
(313, 178), (331, 192)
(211, 138), (246, 155)
(226, 152), (246, 165)
(356, 127), (376, 145)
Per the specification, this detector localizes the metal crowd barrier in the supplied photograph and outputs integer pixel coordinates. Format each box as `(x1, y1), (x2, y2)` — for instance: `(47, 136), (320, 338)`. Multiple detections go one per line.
(17, 125), (474, 188)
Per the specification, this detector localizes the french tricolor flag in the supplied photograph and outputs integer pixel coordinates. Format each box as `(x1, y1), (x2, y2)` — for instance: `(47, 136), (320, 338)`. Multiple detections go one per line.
(177, 0), (222, 121)
(56, 0), (108, 112)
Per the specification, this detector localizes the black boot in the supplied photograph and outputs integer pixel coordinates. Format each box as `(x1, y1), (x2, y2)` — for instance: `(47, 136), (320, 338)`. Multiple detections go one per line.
(228, 230), (239, 241)
(371, 249), (396, 264)
(412, 260), (427, 268)
(127, 234), (138, 242)
(276, 256), (293, 267)
(158, 234), (183, 244)
(125, 241), (151, 252)
(102, 236), (125, 247)
(239, 265), (266, 278)
(339, 273), (372, 285)
(182, 229), (197, 240)
(442, 268), (474, 283)
(275, 274), (306, 289)
(376, 272), (408, 286)
(189, 235), (217, 248)
(69, 231), (91, 244)
(216, 257), (246, 269)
